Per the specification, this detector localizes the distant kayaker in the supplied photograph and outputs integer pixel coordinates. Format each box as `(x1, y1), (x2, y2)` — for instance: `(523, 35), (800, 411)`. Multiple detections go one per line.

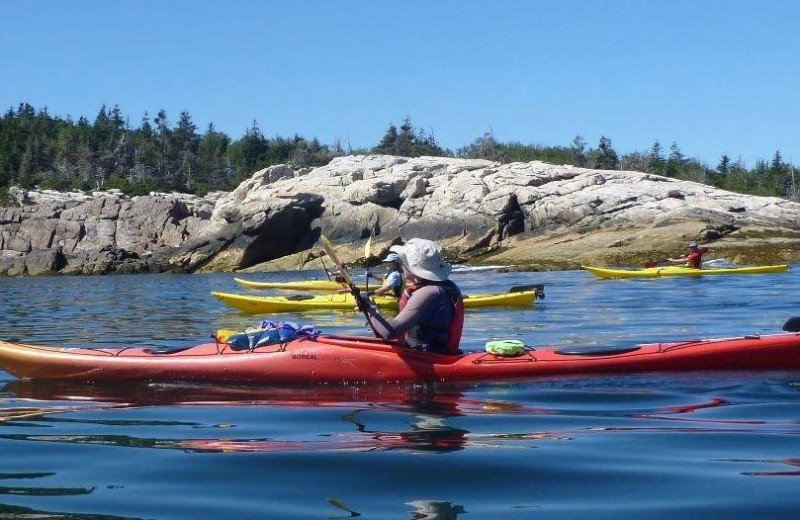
(668, 242), (709, 269)
(326, 264), (349, 284)
(367, 252), (404, 298)
(356, 238), (465, 355)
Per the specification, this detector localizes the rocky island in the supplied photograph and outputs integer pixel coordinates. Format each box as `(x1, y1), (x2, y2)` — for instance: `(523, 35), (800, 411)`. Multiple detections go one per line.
(2, 155), (800, 276)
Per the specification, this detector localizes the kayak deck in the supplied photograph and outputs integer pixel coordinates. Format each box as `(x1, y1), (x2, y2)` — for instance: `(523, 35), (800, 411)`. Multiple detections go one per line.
(582, 264), (789, 279)
(2, 331), (800, 384)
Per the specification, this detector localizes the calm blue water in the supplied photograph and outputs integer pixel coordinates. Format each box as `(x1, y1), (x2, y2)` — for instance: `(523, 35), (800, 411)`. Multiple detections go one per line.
(1, 268), (799, 519)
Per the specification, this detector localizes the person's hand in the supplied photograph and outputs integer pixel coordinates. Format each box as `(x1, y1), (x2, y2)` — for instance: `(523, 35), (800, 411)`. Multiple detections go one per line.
(354, 291), (373, 313)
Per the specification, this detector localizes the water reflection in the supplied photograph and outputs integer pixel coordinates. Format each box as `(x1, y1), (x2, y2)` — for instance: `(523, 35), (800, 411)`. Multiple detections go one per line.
(0, 483), (94, 496)
(2, 380), (539, 414)
(0, 472), (105, 519)
(1, 380), (567, 454)
(325, 498), (467, 520)
(0, 502), (141, 519)
(738, 458), (800, 476)
(407, 500), (465, 520)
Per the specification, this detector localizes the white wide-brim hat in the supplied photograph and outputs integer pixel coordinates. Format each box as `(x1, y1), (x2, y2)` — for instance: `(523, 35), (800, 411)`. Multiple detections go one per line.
(390, 238), (452, 282)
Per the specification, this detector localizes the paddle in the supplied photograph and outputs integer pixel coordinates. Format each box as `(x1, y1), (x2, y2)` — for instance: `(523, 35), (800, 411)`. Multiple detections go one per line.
(318, 255), (333, 281)
(645, 259), (722, 269)
(319, 235), (373, 321)
(509, 284), (545, 299)
(364, 235), (373, 294)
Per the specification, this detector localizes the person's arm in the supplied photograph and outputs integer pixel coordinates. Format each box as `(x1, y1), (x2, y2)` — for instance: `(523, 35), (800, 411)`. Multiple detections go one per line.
(372, 271), (401, 296)
(359, 286), (435, 340)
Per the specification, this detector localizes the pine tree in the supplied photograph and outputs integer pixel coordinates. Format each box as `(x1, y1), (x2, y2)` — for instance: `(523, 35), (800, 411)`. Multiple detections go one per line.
(153, 109), (173, 185)
(593, 136), (619, 170)
(710, 154), (730, 187)
(228, 120), (269, 179)
(647, 141), (665, 175)
(768, 150), (789, 197)
(396, 117), (414, 157)
(665, 142), (685, 178)
(571, 135), (587, 167)
(173, 111), (200, 191)
(198, 122), (231, 190)
(374, 124), (398, 155)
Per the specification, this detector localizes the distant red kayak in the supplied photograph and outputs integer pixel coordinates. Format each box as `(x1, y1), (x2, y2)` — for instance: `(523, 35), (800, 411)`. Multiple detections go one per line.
(2, 326), (800, 384)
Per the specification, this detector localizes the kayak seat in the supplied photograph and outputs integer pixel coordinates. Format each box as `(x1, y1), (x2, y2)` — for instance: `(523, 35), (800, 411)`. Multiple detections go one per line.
(555, 345), (641, 356)
(285, 294), (316, 301)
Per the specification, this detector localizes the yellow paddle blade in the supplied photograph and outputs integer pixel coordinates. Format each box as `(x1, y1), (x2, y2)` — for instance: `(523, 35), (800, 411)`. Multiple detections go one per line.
(364, 235), (372, 260)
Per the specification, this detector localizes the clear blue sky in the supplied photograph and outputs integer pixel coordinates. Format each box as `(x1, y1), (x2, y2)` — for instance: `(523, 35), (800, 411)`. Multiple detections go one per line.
(2, 0), (799, 166)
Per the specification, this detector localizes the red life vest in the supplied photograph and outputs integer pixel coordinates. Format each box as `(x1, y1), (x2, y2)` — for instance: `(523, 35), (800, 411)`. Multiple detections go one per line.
(398, 283), (417, 311)
(686, 248), (708, 269)
(400, 282), (464, 355)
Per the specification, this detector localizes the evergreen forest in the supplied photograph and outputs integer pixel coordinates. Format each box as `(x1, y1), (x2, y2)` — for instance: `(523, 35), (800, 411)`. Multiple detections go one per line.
(1, 103), (797, 204)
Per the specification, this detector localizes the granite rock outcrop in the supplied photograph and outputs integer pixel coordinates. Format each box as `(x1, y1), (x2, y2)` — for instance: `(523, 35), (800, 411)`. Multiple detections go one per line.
(2, 155), (800, 276)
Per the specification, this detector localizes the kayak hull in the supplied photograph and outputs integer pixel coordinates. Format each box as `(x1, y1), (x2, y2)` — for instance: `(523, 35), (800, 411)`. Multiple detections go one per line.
(582, 264), (789, 279)
(211, 289), (541, 314)
(2, 332), (800, 384)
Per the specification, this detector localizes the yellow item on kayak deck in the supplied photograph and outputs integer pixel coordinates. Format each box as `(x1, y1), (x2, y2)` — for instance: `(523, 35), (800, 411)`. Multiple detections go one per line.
(582, 264), (789, 279)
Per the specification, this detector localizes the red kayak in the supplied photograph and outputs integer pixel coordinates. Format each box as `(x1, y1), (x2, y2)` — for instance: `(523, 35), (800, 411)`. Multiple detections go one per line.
(2, 319), (800, 384)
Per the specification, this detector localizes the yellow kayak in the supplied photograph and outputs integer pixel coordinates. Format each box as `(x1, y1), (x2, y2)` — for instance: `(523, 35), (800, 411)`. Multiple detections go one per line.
(212, 286), (544, 314)
(582, 264), (789, 279)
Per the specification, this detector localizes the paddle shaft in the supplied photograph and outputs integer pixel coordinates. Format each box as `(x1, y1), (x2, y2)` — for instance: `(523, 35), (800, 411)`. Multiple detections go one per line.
(319, 236), (358, 290)
(318, 255), (333, 281)
(320, 236), (383, 336)
(364, 236), (372, 294)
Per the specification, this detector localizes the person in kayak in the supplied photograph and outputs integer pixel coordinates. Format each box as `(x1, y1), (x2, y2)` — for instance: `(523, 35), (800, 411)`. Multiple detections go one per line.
(356, 238), (465, 355)
(367, 252), (404, 298)
(668, 242), (709, 269)
(327, 265), (348, 284)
